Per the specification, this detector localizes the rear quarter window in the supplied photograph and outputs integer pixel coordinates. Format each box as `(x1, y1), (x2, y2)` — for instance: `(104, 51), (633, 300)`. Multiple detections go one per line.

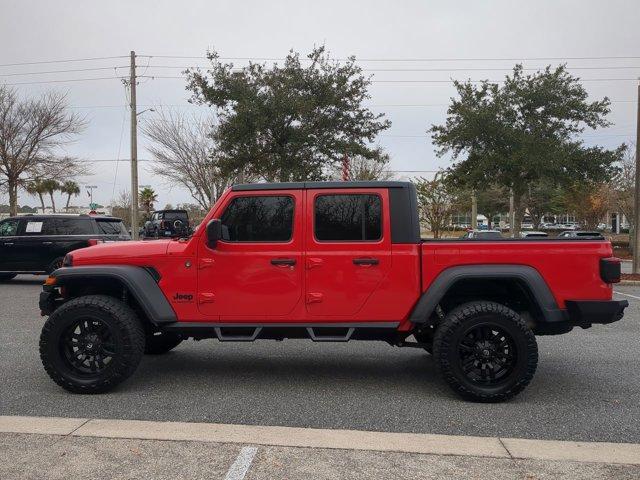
(55, 218), (94, 235)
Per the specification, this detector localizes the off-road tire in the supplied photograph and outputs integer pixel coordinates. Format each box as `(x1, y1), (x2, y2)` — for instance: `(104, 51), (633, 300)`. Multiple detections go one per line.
(39, 295), (145, 394)
(433, 301), (538, 403)
(144, 332), (183, 355)
(0, 273), (17, 282)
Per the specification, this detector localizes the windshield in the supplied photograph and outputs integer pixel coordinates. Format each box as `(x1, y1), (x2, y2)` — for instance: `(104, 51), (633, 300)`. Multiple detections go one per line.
(163, 212), (188, 221)
(96, 219), (129, 237)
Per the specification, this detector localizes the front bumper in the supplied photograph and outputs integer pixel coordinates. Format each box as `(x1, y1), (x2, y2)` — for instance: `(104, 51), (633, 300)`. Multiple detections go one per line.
(565, 300), (628, 328)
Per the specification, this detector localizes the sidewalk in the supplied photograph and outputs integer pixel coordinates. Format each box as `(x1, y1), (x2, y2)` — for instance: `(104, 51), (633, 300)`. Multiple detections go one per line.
(2, 416), (640, 479)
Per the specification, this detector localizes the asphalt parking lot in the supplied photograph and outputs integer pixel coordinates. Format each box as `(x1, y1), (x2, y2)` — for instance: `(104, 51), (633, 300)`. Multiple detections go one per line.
(1, 275), (639, 444)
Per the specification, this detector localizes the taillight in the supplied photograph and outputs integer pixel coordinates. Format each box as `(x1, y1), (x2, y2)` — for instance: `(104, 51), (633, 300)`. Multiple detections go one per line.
(62, 254), (73, 267)
(87, 239), (104, 246)
(600, 257), (622, 284)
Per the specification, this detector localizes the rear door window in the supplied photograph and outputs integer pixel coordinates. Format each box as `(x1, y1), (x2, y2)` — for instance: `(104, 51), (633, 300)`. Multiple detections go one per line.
(21, 218), (56, 235)
(314, 194), (381, 241)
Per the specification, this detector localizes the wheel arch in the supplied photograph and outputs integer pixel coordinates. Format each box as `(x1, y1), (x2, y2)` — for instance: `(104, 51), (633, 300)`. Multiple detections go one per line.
(409, 265), (565, 326)
(50, 265), (177, 326)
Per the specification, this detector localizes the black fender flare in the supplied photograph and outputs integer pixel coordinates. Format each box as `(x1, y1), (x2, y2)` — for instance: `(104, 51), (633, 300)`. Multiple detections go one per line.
(50, 265), (177, 325)
(408, 265), (565, 324)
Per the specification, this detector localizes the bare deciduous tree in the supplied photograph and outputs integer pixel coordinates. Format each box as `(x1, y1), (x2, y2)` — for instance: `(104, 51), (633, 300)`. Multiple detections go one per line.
(0, 87), (86, 216)
(330, 155), (395, 181)
(611, 146), (635, 232)
(142, 110), (238, 210)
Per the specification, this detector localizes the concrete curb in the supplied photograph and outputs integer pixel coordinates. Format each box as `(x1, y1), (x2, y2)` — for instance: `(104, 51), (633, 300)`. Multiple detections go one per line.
(2, 415), (640, 465)
(619, 280), (640, 286)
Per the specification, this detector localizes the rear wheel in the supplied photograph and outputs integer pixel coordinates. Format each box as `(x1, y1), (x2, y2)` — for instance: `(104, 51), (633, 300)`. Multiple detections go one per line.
(0, 273), (17, 282)
(433, 301), (538, 402)
(144, 332), (183, 355)
(39, 295), (145, 394)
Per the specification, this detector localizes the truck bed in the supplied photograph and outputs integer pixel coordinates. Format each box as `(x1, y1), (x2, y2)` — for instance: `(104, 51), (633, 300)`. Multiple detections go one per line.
(421, 239), (614, 307)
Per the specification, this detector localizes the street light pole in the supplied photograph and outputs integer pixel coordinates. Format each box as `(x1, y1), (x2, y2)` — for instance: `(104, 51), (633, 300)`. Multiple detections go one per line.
(633, 80), (640, 273)
(129, 50), (139, 240)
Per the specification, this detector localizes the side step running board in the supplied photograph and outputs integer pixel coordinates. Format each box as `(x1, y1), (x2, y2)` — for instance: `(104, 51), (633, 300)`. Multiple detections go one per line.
(306, 327), (354, 342)
(214, 327), (262, 342)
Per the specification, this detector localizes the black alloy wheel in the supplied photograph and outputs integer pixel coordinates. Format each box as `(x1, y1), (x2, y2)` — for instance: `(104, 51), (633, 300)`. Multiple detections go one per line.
(61, 317), (117, 375)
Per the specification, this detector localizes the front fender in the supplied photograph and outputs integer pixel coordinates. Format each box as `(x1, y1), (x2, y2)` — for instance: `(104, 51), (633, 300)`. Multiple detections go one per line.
(44, 265), (177, 325)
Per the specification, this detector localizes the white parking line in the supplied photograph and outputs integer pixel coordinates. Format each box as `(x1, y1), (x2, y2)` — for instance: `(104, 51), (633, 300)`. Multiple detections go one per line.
(224, 446), (258, 480)
(614, 291), (640, 300)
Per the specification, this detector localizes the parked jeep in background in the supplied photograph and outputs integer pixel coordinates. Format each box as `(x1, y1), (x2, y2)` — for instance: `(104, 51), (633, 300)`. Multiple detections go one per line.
(38, 181), (626, 402)
(0, 214), (129, 281)
(143, 209), (191, 238)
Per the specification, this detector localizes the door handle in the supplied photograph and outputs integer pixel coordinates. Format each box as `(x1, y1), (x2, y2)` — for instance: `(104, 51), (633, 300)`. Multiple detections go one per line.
(3, 242), (13, 246)
(271, 258), (296, 267)
(353, 257), (379, 266)
(42, 241), (53, 245)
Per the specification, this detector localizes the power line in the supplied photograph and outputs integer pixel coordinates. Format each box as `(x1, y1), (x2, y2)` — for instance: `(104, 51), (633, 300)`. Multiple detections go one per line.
(139, 54), (640, 62)
(0, 66), (128, 77)
(2, 76), (126, 86)
(0, 56), (128, 67)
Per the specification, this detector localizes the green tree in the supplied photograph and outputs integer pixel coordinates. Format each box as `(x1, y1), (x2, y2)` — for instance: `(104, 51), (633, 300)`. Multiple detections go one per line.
(139, 187), (158, 220)
(26, 180), (47, 213)
(415, 172), (461, 239)
(40, 179), (60, 213)
(475, 185), (510, 229)
(186, 46), (391, 182)
(60, 180), (80, 211)
(430, 64), (625, 235)
(524, 180), (564, 229)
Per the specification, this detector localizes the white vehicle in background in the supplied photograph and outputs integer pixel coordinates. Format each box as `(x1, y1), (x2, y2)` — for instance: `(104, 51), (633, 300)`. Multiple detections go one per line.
(520, 231), (549, 238)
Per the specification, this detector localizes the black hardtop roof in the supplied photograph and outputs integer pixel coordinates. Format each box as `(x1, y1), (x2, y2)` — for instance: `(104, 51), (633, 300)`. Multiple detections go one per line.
(232, 181), (413, 192)
(153, 209), (188, 213)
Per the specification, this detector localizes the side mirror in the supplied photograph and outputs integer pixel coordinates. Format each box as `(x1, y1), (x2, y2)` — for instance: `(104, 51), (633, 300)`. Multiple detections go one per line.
(206, 219), (222, 248)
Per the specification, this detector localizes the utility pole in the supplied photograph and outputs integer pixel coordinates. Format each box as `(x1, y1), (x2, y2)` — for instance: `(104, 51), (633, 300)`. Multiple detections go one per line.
(633, 79), (640, 273)
(129, 51), (139, 240)
(471, 190), (478, 229)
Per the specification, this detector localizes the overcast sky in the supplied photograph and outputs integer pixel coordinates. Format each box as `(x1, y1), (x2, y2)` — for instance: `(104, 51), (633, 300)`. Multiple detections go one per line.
(1, 0), (638, 209)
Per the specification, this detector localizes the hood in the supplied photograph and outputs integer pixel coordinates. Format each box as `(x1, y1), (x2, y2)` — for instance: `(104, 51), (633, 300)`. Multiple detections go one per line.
(72, 240), (171, 265)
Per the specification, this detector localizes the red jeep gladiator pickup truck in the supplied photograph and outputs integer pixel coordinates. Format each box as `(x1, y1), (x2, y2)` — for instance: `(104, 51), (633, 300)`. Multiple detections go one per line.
(38, 181), (627, 402)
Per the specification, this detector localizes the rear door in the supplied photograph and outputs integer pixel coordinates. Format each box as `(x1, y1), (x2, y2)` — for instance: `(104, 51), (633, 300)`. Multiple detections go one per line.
(304, 189), (392, 317)
(14, 217), (57, 271)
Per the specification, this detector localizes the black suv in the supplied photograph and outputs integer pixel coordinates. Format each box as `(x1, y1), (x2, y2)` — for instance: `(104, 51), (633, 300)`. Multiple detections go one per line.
(143, 209), (191, 238)
(0, 214), (130, 280)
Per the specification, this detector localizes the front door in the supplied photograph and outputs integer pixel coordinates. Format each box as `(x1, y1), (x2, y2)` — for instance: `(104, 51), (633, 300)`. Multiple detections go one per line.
(197, 190), (304, 320)
(304, 189), (392, 317)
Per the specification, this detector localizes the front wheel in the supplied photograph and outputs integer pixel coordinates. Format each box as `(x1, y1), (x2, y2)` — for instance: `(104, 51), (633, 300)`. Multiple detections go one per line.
(39, 295), (145, 394)
(433, 301), (538, 402)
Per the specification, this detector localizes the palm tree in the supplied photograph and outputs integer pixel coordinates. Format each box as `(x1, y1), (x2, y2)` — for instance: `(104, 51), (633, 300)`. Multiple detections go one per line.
(25, 180), (48, 213)
(60, 180), (81, 211)
(41, 179), (60, 213)
(139, 187), (158, 220)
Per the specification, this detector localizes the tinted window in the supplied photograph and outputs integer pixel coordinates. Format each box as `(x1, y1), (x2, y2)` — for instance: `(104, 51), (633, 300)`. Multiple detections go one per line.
(55, 218), (94, 235)
(21, 218), (56, 235)
(96, 219), (128, 236)
(164, 212), (188, 221)
(221, 196), (294, 242)
(0, 219), (19, 236)
(314, 194), (381, 241)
